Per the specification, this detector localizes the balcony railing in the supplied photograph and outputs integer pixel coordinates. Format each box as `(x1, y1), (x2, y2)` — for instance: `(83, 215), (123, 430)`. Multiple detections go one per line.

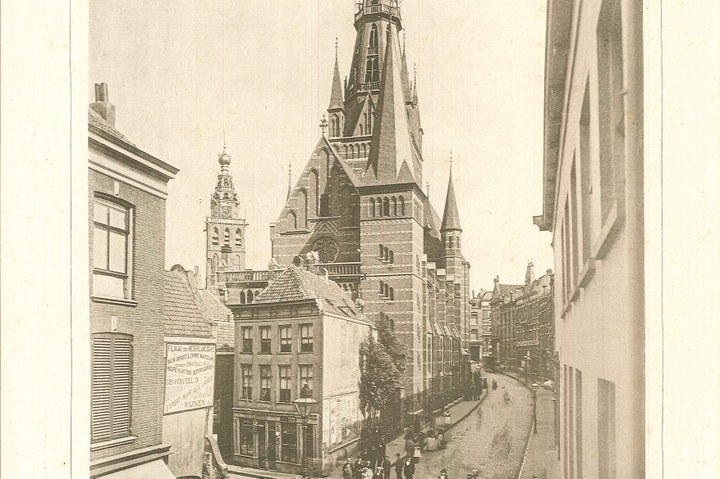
(357, 81), (380, 92)
(219, 270), (269, 283)
(317, 262), (362, 277)
(355, 3), (401, 23)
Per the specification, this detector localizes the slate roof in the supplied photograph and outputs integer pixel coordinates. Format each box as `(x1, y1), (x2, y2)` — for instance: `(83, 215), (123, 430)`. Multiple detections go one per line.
(164, 269), (213, 338)
(362, 24), (419, 187)
(253, 265), (364, 320)
(328, 55), (344, 110)
(88, 107), (134, 145)
(441, 170), (462, 231)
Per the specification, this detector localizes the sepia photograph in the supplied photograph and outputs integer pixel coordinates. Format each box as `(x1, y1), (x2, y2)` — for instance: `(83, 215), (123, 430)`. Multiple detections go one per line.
(1, 0), (718, 478)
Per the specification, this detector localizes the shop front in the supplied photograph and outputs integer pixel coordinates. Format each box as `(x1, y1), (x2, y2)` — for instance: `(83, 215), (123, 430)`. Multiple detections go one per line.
(233, 409), (318, 475)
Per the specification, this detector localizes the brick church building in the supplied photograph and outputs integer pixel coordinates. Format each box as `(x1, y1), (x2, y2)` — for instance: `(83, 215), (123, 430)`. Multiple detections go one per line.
(207, 0), (471, 426)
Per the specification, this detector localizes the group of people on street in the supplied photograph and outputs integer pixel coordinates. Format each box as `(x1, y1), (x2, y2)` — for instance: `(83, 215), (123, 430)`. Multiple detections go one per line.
(342, 453), (415, 479)
(467, 370), (488, 401)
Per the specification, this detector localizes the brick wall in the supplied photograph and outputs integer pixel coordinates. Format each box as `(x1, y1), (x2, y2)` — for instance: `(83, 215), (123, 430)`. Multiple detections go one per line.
(89, 169), (167, 461)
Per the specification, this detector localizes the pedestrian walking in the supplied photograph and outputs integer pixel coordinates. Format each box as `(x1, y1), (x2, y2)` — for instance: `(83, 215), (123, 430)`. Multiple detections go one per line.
(394, 453), (403, 479)
(403, 456), (415, 479)
(343, 460), (354, 479)
(382, 456), (392, 479)
(483, 377), (488, 390)
(354, 458), (363, 479)
(492, 379), (498, 390)
(361, 464), (374, 479)
(374, 466), (384, 479)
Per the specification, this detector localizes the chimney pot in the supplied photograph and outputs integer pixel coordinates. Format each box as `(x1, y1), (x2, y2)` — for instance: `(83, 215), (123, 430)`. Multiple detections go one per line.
(91, 82), (115, 127)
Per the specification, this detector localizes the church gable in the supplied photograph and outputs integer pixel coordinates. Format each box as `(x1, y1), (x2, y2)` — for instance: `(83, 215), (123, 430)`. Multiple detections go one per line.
(273, 136), (361, 235)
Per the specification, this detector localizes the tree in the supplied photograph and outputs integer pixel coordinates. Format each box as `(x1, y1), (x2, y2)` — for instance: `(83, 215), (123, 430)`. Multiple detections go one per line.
(376, 313), (406, 375)
(358, 333), (400, 462)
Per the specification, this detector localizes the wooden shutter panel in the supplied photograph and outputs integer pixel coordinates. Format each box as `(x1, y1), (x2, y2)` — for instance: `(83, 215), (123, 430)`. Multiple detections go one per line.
(91, 334), (132, 443)
(91, 336), (112, 442)
(112, 336), (132, 438)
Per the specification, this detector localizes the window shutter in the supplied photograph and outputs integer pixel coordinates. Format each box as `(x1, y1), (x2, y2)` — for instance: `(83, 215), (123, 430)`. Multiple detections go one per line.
(112, 336), (132, 438)
(91, 337), (112, 442)
(91, 334), (132, 443)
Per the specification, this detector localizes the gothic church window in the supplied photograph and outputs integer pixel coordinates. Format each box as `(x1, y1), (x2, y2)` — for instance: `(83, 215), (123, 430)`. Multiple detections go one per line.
(287, 210), (297, 230)
(391, 197), (397, 216)
(349, 144), (355, 159)
(212, 227), (219, 245)
(379, 244), (384, 257)
(235, 228), (243, 247)
(299, 189), (308, 228)
(399, 196), (405, 216)
(382, 197), (390, 216)
(369, 24), (378, 51)
(370, 198), (376, 217)
(376, 197), (382, 217)
(389, 288), (394, 301)
(224, 228), (230, 245)
(365, 58), (379, 83)
(240, 291), (246, 304)
(309, 169), (319, 216)
(389, 251), (394, 264)
(247, 290), (254, 303)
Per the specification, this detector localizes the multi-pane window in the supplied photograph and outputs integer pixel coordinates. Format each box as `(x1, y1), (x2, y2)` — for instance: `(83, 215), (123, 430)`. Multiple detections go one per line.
(260, 366), (271, 401)
(93, 198), (132, 299)
(241, 365), (252, 399)
(260, 326), (271, 353)
(281, 422), (297, 462)
(242, 327), (252, 353)
(239, 421), (254, 456)
(300, 324), (313, 352)
(299, 365), (313, 396)
(365, 57), (379, 82)
(279, 365), (291, 403)
(91, 333), (132, 443)
(279, 326), (292, 353)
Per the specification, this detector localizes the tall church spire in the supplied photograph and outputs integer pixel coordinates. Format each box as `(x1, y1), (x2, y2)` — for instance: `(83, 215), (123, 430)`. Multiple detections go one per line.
(441, 155), (462, 232)
(364, 24), (418, 185)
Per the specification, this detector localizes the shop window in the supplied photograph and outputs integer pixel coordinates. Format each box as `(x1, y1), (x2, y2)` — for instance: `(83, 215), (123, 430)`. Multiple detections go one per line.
(300, 324), (314, 352)
(241, 365), (252, 399)
(304, 426), (315, 459)
(279, 366), (292, 403)
(260, 365), (272, 401)
(91, 333), (132, 443)
(260, 326), (272, 353)
(279, 326), (292, 353)
(92, 197), (132, 299)
(239, 420), (254, 455)
(242, 327), (252, 353)
(281, 423), (297, 462)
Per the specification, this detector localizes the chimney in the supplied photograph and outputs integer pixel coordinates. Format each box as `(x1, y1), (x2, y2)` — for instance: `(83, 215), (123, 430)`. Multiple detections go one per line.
(90, 82), (116, 127)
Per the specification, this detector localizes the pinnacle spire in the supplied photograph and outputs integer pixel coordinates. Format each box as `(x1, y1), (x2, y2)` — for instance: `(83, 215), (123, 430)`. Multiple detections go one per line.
(400, 33), (411, 103)
(328, 39), (344, 111)
(412, 63), (418, 103)
(287, 162), (292, 200)
(364, 23), (418, 185)
(441, 154), (461, 232)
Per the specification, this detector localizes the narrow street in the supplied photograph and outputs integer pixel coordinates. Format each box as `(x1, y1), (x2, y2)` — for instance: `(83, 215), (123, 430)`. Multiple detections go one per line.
(411, 373), (532, 479)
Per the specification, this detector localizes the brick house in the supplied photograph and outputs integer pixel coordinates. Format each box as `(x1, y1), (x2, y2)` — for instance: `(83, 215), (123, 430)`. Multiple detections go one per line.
(229, 264), (373, 475)
(89, 83), (178, 478)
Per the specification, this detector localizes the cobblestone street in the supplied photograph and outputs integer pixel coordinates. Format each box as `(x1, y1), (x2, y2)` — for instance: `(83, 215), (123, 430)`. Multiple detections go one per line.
(409, 373), (532, 479)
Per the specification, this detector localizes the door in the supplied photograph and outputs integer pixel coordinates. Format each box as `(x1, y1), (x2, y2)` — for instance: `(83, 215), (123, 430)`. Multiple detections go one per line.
(257, 423), (266, 468)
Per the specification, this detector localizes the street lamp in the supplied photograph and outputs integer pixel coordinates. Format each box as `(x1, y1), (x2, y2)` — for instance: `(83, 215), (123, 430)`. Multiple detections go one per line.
(294, 383), (318, 477)
(531, 382), (539, 434)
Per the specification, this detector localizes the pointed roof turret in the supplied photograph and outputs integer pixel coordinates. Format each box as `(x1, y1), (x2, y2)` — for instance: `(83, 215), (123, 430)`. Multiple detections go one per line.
(363, 24), (418, 186)
(441, 154), (462, 232)
(401, 33), (412, 103)
(328, 39), (344, 111)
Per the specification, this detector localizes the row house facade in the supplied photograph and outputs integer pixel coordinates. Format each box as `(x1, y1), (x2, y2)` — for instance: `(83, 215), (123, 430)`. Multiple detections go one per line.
(89, 84), (179, 479)
(534, 0), (644, 477)
(469, 290), (493, 362)
(489, 263), (554, 382)
(229, 265), (373, 475)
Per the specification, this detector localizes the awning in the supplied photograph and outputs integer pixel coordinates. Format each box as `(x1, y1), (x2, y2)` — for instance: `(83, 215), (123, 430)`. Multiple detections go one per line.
(99, 460), (176, 479)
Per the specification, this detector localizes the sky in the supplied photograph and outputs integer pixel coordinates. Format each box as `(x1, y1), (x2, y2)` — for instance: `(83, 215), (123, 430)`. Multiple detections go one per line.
(89, 0), (552, 292)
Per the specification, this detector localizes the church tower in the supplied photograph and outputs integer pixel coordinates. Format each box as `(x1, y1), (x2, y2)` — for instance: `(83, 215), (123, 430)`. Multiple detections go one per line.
(440, 160), (470, 352)
(206, 147), (247, 289)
